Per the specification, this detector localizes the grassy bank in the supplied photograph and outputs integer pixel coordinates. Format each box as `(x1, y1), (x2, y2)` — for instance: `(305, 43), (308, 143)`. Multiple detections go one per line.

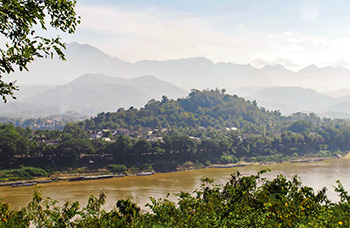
(0, 167), (48, 182)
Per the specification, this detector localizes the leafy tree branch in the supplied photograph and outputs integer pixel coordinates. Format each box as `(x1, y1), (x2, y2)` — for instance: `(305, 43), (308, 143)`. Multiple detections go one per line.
(0, 0), (80, 102)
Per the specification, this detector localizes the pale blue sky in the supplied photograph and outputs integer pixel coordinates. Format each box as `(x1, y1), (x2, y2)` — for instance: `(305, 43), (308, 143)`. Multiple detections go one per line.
(57, 0), (350, 70)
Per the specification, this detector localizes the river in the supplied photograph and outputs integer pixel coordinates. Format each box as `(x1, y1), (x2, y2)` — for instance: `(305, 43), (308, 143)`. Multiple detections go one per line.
(1, 158), (350, 210)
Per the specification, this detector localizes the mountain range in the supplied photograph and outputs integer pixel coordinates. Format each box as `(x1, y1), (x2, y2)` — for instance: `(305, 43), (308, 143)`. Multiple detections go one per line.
(4, 42), (350, 118)
(1, 74), (186, 117)
(14, 42), (350, 93)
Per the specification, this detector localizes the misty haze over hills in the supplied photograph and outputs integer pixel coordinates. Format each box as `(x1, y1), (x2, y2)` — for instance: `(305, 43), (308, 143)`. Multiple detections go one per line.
(4, 42), (350, 118)
(235, 87), (350, 118)
(1, 74), (186, 117)
(14, 42), (350, 93)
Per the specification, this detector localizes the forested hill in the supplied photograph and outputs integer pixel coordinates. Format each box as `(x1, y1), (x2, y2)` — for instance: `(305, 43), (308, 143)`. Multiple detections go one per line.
(84, 89), (284, 130)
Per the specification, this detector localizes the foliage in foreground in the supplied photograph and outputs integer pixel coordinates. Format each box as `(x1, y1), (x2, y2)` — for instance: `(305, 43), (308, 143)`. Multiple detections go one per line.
(0, 0), (80, 102)
(1, 170), (350, 227)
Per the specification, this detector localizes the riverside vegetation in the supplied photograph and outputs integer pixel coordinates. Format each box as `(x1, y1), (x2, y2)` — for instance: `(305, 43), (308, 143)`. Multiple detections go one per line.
(1, 170), (350, 227)
(0, 89), (349, 180)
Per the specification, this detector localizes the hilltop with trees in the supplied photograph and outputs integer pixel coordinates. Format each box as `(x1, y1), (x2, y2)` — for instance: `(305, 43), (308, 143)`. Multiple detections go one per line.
(84, 88), (283, 131)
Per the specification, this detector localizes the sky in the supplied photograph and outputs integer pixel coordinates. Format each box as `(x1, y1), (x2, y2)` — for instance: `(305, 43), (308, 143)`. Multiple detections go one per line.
(55, 0), (350, 71)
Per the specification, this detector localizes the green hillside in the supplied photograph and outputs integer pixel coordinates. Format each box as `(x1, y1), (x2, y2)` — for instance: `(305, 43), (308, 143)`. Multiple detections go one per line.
(85, 89), (284, 131)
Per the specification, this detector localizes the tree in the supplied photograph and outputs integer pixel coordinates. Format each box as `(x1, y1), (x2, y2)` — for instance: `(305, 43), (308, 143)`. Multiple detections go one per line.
(55, 138), (94, 163)
(0, 0), (80, 102)
(108, 135), (133, 163)
(197, 138), (219, 161)
(0, 124), (33, 167)
(132, 138), (151, 159)
(106, 164), (127, 173)
(288, 120), (311, 133)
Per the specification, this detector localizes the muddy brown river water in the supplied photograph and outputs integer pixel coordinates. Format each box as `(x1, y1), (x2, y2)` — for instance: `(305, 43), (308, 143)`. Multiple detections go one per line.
(1, 158), (350, 210)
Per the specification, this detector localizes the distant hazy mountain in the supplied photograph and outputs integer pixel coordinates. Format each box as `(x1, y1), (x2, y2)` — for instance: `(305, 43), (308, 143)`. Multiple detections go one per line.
(14, 43), (131, 86)
(13, 42), (350, 93)
(327, 101), (350, 114)
(1, 74), (187, 117)
(11, 85), (54, 100)
(14, 43), (256, 90)
(233, 86), (350, 118)
(323, 89), (350, 98)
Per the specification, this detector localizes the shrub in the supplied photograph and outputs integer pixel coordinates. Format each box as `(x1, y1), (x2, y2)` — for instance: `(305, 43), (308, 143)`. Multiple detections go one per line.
(182, 161), (195, 166)
(220, 155), (237, 164)
(106, 164), (127, 173)
(140, 163), (153, 172)
(0, 167), (47, 181)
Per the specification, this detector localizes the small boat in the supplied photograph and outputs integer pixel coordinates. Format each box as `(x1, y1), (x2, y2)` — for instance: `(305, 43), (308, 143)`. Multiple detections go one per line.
(136, 172), (154, 176)
(68, 175), (115, 181)
(35, 180), (52, 184)
(212, 164), (247, 168)
(83, 175), (114, 180)
(12, 182), (36, 187)
(68, 176), (85, 181)
(291, 160), (310, 163)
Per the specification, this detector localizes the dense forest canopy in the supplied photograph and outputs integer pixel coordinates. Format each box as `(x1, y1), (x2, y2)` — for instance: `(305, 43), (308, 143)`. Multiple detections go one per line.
(85, 89), (284, 131)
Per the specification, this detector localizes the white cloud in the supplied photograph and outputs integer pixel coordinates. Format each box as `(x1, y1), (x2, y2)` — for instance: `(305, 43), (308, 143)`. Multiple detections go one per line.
(248, 32), (350, 70)
(69, 2), (350, 71)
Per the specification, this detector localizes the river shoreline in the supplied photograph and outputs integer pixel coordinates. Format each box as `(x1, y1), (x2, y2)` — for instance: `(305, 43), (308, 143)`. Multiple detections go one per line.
(178, 156), (340, 171)
(0, 155), (342, 187)
(3, 157), (350, 210)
